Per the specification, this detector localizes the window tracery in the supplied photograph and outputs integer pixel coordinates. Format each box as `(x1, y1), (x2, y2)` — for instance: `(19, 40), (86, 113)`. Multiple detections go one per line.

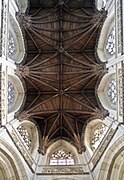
(108, 79), (117, 105)
(8, 81), (16, 107)
(8, 31), (16, 57)
(91, 123), (107, 151)
(17, 125), (31, 150)
(106, 27), (115, 55)
(49, 149), (75, 165)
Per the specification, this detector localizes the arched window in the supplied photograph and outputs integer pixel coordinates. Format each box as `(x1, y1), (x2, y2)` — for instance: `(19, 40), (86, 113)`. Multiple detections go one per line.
(8, 14), (25, 63)
(107, 79), (117, 105)
(85, 119), (108, 154)
(8, 81), (16, 109)
(16, 122), (39, 156)
(17, 125), (31, 150)
(7, 75), (24, 114)
(8, 31), (16, 58)
(106, 27), (115, 55)
(49, 149), (75, 165)
(91, 123), (108, 151)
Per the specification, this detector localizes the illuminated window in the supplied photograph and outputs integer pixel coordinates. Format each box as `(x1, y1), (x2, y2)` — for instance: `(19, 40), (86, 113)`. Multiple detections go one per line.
(8, 31), (16, 57)
(106, 27), (115, 55)
(17, 125), (31, 150)
(8, 81), (16, 107)
(50, 149), (75, 165)
(108, 79), (117, 105)
(91, 124), (107, 151)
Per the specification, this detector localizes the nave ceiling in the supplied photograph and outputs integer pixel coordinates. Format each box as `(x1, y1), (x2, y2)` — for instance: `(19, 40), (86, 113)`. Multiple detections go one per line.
(16, 0), (108, 154)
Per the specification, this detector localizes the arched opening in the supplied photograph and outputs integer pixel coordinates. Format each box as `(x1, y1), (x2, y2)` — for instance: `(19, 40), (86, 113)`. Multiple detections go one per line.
(84, 119), (108, 155)
(17, 121), (39, 156)
(45, 140), (80, 165)
(97, 12), (114, 62)
(97, 73), (117, 111)
(8, 75), (24, 114)
(8, 14), (25, 63)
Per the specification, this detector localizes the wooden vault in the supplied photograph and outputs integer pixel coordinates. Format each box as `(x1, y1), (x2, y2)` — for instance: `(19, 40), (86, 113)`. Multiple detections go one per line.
(16, 0), (108, 154)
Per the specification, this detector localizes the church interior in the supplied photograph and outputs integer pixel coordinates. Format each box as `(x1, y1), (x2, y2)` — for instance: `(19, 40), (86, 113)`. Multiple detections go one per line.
(0, 0), (124, 179)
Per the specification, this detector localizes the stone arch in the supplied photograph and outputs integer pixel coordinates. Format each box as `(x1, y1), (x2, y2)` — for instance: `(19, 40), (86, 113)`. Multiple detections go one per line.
(98, 135), (124, 180)
(17, 120), (39, 157)
(8, 75), (25, 114)
(97, 72), (116, 112)
(8, 13), (25, 63)
(0, 138), (28, 180)
(97, 10), (114, 62)
(44, 140), (81, 165)
(84, 119), (108, 155)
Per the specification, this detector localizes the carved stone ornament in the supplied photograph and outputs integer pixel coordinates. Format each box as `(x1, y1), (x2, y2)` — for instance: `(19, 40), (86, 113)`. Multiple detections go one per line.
(40, 166), (85, 175)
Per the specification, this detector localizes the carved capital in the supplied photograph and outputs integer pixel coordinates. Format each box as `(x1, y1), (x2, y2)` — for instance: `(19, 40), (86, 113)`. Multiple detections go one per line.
(16, 12), (31, 28)
(91, 10), (107, 24)
(92, 64), (106, 75)
(15, 66), (29, 78)
(17, 111), (30, 121)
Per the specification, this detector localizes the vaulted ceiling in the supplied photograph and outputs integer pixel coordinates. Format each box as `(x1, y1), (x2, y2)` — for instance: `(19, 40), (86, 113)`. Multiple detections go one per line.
(17, 0), (107, 154)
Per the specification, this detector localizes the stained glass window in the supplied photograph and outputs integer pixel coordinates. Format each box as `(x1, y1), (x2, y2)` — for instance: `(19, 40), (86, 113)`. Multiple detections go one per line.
(50, 149), (75, 165)
(8, 31), (16, 57)
(106, 27), (115, 55)
(8, 81), (16, 107)
(91, 124), (107, 151)
(108, 79), (117, 105)
(17, 125), (31, 150)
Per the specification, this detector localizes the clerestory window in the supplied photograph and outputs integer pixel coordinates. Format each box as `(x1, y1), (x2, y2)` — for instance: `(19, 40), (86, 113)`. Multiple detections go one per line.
(49, 149), (75, 165)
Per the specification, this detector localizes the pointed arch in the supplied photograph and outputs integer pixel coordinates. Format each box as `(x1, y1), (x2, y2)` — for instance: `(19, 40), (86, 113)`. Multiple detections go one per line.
(98, 135), (124, 180)
(84, 119), (108, 155)
(44, 140), (81, 165)
(17, 120), (39, 157)
(0, 138), (28, 180)
(8, 75), (25, 114)
(97, 10), (114, 62)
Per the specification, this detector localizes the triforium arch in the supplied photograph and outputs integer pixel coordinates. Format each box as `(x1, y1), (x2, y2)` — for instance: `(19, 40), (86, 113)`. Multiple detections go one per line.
(98, 135), (124, 180)
(16, 0), (108, 155)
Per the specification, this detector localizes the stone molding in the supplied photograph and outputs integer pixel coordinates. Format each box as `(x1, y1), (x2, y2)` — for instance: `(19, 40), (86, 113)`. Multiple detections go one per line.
(37, 165), (88, 175)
